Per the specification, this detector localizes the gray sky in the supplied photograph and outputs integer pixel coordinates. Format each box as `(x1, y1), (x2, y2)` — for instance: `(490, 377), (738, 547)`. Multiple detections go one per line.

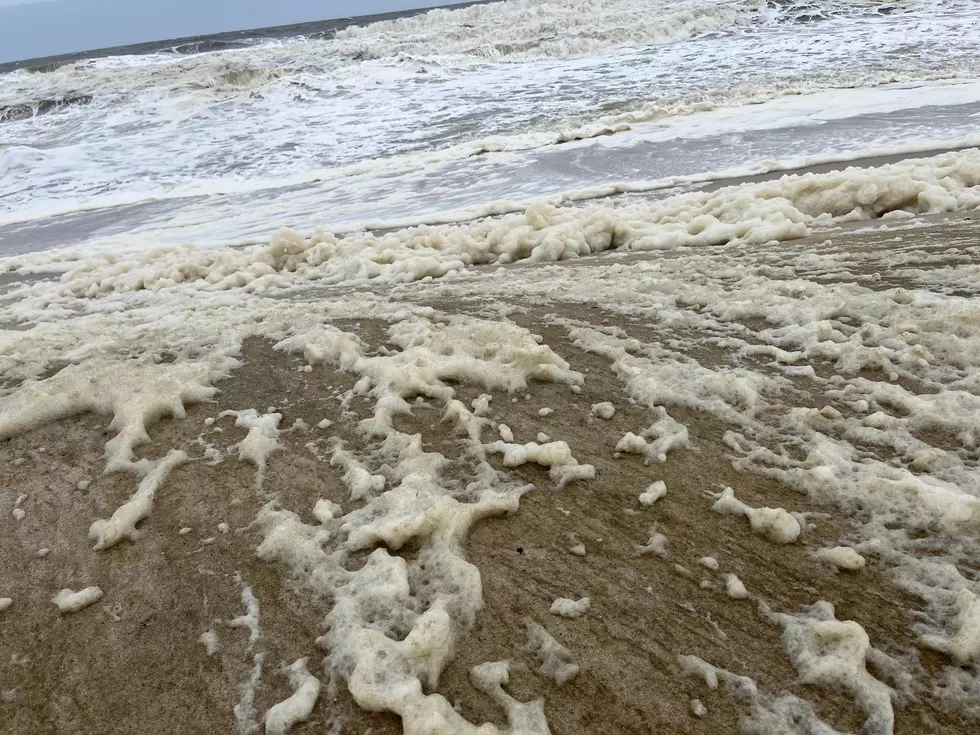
(0, 0), (463, 63)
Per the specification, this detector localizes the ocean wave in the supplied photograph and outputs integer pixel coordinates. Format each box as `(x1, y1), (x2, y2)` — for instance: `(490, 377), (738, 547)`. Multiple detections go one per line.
(768, 0), (900, 23)
(0, 145), (50, 174)
(22, 59), (76, 74)
(0, 93), (92, 123)
(0, 0), (930, 103)
(175, 65), (285, 91)
(166, 39), (259, 55)
(331, 0), (914, 63)
(1, 0), (977, 229)
(335, 0), (764, 63)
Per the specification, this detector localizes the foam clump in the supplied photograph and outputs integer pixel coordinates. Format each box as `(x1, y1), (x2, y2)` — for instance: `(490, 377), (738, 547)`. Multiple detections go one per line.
(639, 480), (666, 506)
(770, 601), (894, 734)
(920, 588), (980, 665)
(678, 655), (721, 690)
(549, 463), (596, 488)
(615, 432), (647, 454)
(590, 402), (616, 419)
(52, 586), (103, 613)
(330, 444), (386, 501)
(313, 498), (343, 524)
(711, 487), (800, 544)
(88, 450), (189, 550)
(614, 409), (689, 463)
(469, 660), (551, 734)
(229, 584), (261, 649)
(699, 556), (719, 571)
(198, 629), (220, 655)
(724, 574), (750, 600)
(526, 621), (579, 687)
(550, 597), (590, 618)
(489, 440), (573, 468)
(817, 546), (866, 571)
(230, 409), (283, 488)
(0, 361), (220, 474)
(471, 394), (492, 416)
(635, 529), (669, 558)
(264, 658), (321, 735)
(486, 439), (594, 488)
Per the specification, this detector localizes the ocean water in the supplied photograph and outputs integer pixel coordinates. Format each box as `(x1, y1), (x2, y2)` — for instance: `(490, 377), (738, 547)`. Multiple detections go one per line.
(2, 0), (980, 257)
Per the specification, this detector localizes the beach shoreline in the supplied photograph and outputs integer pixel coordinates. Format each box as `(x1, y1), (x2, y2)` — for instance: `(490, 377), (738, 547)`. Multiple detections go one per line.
(4, 2), (980, 732)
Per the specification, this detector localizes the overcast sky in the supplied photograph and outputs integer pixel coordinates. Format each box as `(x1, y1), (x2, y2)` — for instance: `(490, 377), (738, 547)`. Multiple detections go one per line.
(0, 0), (462, 63)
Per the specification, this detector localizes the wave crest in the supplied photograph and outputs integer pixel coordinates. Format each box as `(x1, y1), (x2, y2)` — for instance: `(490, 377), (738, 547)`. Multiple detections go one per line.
(0, 94), (93, 123)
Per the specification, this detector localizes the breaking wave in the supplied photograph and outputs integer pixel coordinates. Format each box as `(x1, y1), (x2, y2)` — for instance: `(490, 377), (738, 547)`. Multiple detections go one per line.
(0, 0), (950, 112)
(332, 0), (916, 63)
(0, 145), (49, 174)
(167, 39), (260, 55)
(0, 94), (92, 123)
(22, 59), (76, 74)
(177, 65), (285, 91)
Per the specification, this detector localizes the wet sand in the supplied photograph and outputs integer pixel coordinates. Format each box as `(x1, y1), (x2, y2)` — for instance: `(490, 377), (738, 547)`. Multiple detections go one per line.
(2, 216), (978, 734)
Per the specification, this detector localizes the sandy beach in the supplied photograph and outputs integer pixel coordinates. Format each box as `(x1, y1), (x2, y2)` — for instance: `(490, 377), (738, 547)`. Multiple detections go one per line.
(3, 206), (979, 733)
